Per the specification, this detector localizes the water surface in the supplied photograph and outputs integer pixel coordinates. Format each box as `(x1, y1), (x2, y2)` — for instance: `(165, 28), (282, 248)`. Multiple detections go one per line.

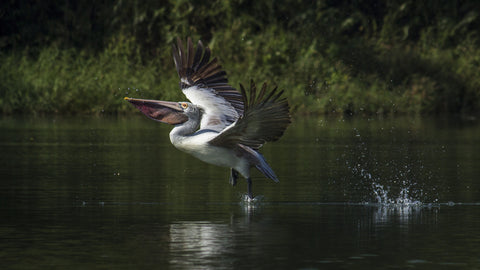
(0, 115), (479, 269)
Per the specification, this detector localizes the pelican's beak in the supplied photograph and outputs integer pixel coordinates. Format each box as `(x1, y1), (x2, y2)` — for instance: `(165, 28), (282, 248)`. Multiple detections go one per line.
(124, 97), (188, 125)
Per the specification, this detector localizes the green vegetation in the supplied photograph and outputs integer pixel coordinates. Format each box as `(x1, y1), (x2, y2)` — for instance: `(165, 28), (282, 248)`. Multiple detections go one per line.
(1, 1), (479, 116)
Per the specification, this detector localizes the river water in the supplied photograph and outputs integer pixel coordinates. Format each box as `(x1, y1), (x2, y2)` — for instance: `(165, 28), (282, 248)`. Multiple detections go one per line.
(1, 115), (479, 269)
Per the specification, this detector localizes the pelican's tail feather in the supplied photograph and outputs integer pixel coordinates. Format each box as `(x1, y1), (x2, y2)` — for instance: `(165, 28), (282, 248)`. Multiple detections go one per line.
(238, 144), (279, 182)
(254, 153), (279, 182)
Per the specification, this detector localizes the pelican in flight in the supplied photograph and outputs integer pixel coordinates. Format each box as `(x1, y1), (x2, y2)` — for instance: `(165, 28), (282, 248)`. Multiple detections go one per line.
(125, 37), (290, 199)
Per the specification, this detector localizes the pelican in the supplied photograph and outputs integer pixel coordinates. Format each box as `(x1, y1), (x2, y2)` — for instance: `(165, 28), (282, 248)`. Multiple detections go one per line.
(124, 37), (290, 199)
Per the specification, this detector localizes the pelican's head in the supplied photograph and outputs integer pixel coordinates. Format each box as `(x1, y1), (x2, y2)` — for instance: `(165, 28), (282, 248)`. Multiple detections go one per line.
(124, 97), (200, 125)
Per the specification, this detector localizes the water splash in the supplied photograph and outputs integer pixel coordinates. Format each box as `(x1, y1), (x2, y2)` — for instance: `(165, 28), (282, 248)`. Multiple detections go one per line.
(340, 126), (440, 205)
(239, 194), (265, 215)
(364, 175), (428, 225)
(240, 194), (265, 204)
(353, 164), (425, 205)
(371, 182), (422, 205)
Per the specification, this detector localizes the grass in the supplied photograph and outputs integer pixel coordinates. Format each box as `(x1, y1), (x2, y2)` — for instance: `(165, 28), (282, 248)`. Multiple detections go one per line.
(1, 32), (479, 116)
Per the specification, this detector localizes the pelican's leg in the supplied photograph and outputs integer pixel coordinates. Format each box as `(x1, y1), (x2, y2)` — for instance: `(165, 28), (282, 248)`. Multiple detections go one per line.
(230, 169), (239, 186)
(247, 177), (253, 199)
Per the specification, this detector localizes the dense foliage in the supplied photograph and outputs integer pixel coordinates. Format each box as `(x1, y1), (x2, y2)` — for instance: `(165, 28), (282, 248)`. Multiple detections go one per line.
(1, 0), (479, 115)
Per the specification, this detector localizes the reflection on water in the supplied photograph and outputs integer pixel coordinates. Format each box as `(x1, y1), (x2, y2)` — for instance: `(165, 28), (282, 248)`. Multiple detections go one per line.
(169, 221), (234, 268)
(163, 202), (474, 269)
(369, 203), (437, 225)
(0, 115), (479, 269)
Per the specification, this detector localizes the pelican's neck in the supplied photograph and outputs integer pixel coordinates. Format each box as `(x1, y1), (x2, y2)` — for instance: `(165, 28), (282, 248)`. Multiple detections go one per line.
(169, 119), (199, 147)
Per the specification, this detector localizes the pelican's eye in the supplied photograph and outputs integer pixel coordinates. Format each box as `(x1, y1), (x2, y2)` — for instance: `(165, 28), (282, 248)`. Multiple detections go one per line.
(181, 102), (188, 109)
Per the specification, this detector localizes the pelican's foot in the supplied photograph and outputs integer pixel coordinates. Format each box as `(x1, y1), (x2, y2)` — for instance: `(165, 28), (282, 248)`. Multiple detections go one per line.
(230, 169), (239, 186)
(246, 177), (253, 199)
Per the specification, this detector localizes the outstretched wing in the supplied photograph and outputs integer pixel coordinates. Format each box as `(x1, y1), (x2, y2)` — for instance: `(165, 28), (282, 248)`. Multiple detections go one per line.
(172, 37), (244, 132)
(208, 81), (291, 150)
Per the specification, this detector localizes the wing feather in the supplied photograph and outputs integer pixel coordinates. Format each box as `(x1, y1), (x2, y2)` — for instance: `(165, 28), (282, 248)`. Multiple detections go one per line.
(209, 81), (291, 150)
(173, 37), (244, 131)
